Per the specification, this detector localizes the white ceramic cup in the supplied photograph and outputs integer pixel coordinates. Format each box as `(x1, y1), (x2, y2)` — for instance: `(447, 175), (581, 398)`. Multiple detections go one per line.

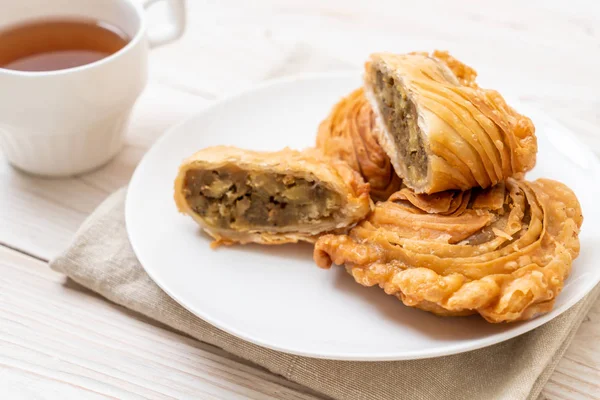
(0, 0), (185, 177)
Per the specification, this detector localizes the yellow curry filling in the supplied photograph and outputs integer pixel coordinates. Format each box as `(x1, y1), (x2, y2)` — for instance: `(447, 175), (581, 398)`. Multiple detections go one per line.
(183, 166), (342, 230)
(372, 69), (428, 183)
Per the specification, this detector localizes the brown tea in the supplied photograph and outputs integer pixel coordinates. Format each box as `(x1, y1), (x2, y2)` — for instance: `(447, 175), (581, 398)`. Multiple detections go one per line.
(0, 19), (129, 72)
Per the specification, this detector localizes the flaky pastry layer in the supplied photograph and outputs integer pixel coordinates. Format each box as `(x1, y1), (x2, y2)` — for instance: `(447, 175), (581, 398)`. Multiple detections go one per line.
(314, 178), (582, 323)
(316, 88), (402, 201)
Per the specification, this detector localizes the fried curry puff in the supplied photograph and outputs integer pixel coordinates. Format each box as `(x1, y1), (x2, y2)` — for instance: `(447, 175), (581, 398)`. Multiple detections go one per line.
(314, 178), (582, 323)
(364, 51), (537, 194)
(174, 50), (583, 325)
(175, 146), (371, 246)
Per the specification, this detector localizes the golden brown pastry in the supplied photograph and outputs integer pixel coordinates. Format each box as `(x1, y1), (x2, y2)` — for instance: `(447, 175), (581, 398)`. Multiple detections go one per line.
(314, 178), (582, 323)
(364, 50), (537, 194)
(317, 88), (402, 201)
(174, 146), (371, 246)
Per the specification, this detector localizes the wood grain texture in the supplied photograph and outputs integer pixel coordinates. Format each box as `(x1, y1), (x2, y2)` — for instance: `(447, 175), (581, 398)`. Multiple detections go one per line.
(0, 246), (322, 400)
(0, 0), (599, 398)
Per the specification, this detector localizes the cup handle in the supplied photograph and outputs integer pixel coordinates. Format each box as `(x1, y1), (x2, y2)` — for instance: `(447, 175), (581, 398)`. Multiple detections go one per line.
(141, 0), (186, 48)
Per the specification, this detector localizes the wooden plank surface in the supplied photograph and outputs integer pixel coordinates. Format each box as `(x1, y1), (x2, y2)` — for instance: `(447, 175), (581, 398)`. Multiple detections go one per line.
(0, 246), (323, 400)
(0, 0), (599, 398)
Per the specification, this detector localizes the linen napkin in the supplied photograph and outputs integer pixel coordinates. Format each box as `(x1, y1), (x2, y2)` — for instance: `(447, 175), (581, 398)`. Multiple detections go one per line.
(50, 189), (599, 400)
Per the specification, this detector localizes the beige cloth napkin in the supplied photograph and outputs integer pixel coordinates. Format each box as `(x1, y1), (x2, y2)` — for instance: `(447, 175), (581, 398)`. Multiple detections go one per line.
(51, 188), (599, 400)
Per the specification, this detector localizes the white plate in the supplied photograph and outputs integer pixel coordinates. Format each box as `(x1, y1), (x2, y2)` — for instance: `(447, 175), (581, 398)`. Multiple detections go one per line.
(126, 73), (600, 361)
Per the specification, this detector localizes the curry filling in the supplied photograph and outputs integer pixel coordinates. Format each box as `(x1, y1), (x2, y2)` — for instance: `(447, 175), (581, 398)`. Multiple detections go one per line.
(183, 166), (342, 230)
(372, 69), (428, 183)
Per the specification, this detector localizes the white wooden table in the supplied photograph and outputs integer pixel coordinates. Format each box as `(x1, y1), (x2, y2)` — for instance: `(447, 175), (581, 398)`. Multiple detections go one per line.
(1, 1), (599, 398)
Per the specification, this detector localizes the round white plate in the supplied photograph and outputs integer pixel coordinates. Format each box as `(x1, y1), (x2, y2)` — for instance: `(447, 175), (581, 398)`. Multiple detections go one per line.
(126, 73), (600, 361)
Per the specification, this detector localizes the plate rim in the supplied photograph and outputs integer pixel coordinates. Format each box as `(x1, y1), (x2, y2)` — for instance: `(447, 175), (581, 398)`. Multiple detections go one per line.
(125, 72), (600, 361)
